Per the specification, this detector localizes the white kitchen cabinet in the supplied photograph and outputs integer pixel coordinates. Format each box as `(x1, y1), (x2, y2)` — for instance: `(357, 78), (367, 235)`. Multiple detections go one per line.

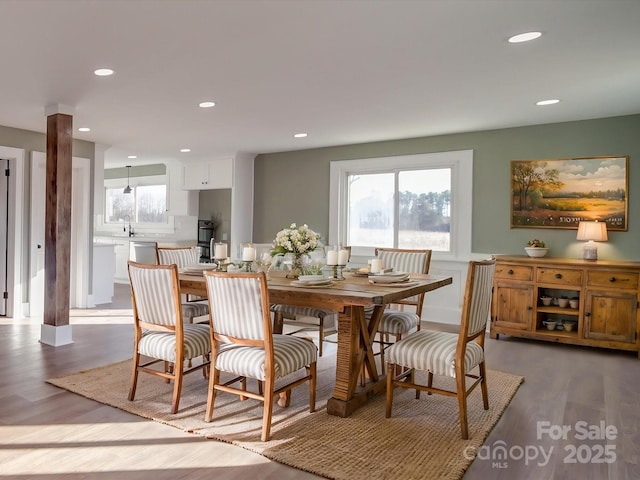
(114, 240), (130, 283)
(182, 158), (233, 190)
(166, 163), (197, 215)
(92, 244), (116, 304)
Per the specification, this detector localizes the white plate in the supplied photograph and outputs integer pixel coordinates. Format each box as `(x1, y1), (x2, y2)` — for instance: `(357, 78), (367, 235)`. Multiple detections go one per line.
(298, 275), (327, 282)
(368, 273), (410, 284)
(369, 280), (419, 288)
(182, 264), (217, 273)
(291, 279), (334, 288)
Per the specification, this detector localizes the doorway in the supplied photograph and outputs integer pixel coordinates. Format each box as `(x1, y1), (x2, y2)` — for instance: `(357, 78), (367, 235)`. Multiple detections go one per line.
(0, 158), (8, 316)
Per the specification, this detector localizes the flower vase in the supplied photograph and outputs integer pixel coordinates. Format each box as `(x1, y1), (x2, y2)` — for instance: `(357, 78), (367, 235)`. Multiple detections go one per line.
(286, 254), (305, 279)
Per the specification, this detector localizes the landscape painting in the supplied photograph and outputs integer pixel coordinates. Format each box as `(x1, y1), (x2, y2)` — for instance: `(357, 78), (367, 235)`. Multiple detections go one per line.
(511, 156), (628, 231)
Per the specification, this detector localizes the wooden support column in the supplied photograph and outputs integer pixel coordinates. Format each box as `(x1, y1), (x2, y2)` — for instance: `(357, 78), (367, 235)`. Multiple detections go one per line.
(41, 107), (74, 346)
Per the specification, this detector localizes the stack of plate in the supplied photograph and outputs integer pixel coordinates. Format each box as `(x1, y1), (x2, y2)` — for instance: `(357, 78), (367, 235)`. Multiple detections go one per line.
(181, 264), (217, 275)
(291, 276), (333, 287)
(368, 272), (411, 284)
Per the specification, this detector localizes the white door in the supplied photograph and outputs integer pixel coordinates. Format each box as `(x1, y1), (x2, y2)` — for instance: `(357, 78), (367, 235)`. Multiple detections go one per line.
(0, 158), (7, 316)
(29, 152), (91, 317)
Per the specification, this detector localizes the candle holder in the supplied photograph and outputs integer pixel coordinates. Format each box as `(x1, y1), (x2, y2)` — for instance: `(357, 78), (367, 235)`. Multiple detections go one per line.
(241, 260), (254, 272)
(329, 264), (346, 281)
(239, 242), (256, 272)
(211, 241), (228, 269)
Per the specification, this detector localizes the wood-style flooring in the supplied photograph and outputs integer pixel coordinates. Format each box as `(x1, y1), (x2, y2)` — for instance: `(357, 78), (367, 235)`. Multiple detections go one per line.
(1, 283), (639, 479)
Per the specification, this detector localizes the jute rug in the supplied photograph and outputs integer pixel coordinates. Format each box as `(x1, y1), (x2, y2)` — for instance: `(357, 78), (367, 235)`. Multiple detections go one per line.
(48, 355), (523, 480)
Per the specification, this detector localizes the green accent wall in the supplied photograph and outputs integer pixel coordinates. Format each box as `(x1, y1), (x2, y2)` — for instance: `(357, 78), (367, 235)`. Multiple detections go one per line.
(104, 164), (166, 179)
(254, 114), (640, 261)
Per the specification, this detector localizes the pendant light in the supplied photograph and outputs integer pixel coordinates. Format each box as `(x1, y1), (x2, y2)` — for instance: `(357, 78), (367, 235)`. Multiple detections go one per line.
(123, 165), (132, 194)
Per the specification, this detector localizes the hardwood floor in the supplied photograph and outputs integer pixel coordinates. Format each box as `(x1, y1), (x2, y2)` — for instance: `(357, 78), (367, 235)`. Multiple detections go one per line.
(1, 284), (639, 479)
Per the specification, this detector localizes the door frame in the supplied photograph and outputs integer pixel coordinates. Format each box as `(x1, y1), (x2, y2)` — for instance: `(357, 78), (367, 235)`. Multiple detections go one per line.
(29, 152), (91, 316)
(0, 146), (25, 318)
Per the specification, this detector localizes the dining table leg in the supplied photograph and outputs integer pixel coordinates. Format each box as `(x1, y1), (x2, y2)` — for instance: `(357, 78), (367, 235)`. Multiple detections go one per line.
(327, 305), (386, 417)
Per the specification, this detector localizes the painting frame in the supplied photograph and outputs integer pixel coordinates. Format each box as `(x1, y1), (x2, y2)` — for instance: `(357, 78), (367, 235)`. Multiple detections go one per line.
(510, 155), (628, 231)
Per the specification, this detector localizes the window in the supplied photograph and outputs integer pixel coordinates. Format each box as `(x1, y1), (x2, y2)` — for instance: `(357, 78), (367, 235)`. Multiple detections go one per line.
(329, 150), (472, 260)
(105, 183), (167, 225)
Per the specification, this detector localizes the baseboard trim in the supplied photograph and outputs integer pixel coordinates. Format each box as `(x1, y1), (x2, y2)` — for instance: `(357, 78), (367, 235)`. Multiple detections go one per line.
(40, 324), (74, 347)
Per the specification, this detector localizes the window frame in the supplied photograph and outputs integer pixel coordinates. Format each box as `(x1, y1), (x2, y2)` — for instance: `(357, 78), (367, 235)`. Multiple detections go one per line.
(329, 150), (473, 262)
(99, 175), (174, 234)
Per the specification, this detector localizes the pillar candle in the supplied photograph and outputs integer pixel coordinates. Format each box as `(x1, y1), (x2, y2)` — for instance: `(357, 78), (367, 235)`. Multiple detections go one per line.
(242, 246), (256, 261)
(337, 249), (349, 265)
(370, 259), (382, 274)
(326, 250), (338, 266)
(214, 243), (227, 260)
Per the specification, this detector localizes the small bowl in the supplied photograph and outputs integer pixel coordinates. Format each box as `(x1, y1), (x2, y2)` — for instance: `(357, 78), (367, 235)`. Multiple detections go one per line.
(540, 296), (552, 306)
(525, 247), (548, 258)
(558, 298), (569, 308)
(569, 299), (579, 309)
(543, 320), (557, 331)
(563, 321), (576, 332)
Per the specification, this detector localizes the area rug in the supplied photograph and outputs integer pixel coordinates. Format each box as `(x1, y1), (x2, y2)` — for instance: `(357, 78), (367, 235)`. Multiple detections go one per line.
(48, 356), (523, 480)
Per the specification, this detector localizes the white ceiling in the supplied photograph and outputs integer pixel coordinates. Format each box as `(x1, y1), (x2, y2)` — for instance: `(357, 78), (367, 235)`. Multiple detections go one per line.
(1, 0), (640, 168)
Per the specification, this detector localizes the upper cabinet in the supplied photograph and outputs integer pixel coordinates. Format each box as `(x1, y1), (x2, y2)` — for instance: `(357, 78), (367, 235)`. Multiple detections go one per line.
(182, 158), (233, 190)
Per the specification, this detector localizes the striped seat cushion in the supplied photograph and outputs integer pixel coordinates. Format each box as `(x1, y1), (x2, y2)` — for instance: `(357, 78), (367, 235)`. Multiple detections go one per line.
(387, 330), (484, 377)
(378, 309), (420, 335)
(271, 304), (335, 320)
(364, 305), (419, 335)
(215, 334), (317, 380)
(138, 323), (210, 362)
(181, 302), (209, 320)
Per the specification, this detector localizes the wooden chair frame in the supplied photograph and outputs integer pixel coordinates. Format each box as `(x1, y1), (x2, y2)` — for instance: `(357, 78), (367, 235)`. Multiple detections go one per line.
(374, 247), (432, 363)
(203, 271), (317, 442)
(127, 261), (211, 414)
(385, 258), (496, 439)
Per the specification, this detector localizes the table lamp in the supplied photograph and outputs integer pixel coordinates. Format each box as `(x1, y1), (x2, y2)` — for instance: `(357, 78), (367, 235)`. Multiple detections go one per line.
(576, 221), (608, 260)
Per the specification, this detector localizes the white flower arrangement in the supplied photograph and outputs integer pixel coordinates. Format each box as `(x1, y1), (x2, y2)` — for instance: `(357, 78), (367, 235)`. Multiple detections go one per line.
(271, 223), (320, 256)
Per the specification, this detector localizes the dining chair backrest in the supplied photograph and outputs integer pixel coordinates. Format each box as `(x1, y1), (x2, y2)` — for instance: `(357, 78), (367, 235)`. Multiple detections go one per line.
(459, 258), (496, 341)
(204, 271), (271, 342)
(375, 248), (432, 311)
(156, 246), (199, 268)
(128, 261), (181, 328)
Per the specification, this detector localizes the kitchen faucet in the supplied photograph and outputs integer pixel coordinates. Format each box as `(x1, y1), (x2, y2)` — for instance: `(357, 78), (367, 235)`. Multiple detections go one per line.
(123, 215), (134, 237)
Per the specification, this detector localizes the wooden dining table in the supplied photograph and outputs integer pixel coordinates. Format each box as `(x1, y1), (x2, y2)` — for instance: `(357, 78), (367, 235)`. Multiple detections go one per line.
(179, 269), (453, 417)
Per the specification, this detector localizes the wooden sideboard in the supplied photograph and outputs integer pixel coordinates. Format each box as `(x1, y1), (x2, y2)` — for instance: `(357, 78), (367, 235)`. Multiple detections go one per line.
(490, 255), (640, 358)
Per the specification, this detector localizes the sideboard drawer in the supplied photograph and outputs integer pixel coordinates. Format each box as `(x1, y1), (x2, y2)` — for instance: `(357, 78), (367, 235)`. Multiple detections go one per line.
(494, 264), (533, 281)
(587, 271), (639, 290)
(536, 267), (583, 286)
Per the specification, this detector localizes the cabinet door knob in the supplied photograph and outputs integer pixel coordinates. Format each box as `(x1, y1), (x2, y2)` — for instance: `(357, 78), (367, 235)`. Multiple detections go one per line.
(609, 277), (616, 282)
(555, 273), (562, 279)
(507, 269), (514, 275)
(585, 312), (591, 317)
(527, 306), (533, 310)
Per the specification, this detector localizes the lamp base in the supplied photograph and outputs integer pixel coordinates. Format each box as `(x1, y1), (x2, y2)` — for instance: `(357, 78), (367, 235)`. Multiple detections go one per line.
(583, 242), (598, 261)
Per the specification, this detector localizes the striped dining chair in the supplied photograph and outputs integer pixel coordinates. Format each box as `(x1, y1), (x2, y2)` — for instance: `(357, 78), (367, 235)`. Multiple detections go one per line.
(203, 271), (317, 441)
(366, 248), (432, 367)
(156, 245), (209, 323)
(385, 258), (496, 439)
(127, 261), (211, 414)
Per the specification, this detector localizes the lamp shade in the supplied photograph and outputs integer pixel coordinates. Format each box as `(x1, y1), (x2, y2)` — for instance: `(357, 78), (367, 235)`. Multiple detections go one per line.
(576, 221), (608, 242)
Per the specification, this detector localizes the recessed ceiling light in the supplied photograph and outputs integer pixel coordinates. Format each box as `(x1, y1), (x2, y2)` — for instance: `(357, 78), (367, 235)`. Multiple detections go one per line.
(180, 148), (191, 153)
(78, 127), (90, 132)
(536, 99), (560, 106)
(508, 32), (542, 43)
(294, 133), (308, 138)
(128, 155), (137, 159)
(199, 101), (216, 108)
(94, 68), (114, 76)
